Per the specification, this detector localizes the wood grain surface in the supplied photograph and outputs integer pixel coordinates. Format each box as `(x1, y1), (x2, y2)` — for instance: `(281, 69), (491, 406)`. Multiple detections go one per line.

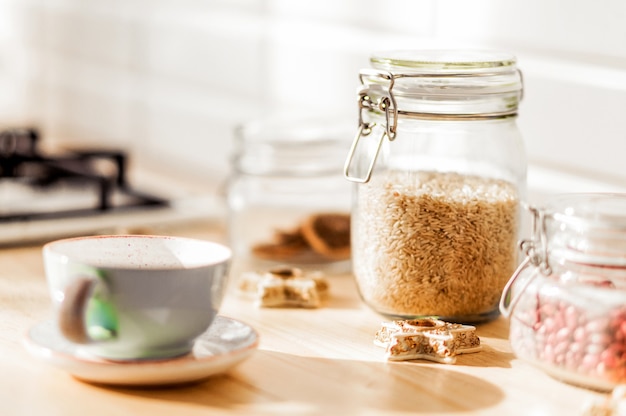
(0, 220), (608, 416)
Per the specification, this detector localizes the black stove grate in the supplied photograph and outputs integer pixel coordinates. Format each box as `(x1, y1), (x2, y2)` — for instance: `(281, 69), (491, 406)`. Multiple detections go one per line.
(0, 128), (169, 222)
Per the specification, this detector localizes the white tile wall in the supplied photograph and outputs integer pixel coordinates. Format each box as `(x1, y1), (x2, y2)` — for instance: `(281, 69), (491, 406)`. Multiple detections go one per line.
(1, 0), (625, 190)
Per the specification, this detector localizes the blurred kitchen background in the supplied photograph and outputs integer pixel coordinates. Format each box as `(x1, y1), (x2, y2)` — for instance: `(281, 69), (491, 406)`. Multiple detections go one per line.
(1, 0), (626, 231)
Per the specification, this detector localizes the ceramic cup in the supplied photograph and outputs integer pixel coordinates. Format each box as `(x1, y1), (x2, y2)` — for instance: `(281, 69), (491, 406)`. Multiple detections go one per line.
(43, 235), (232, 361)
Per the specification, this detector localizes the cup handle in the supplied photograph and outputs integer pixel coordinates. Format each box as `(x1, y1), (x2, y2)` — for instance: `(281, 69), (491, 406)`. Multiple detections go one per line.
(58, 277), (97, 344)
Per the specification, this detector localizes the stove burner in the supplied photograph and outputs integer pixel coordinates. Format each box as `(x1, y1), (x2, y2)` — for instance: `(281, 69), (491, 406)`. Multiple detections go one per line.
(0, 128), (169, 222)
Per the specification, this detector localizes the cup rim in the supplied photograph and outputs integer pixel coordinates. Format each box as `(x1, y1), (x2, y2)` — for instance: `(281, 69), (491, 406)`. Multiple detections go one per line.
(43, 234), (232, 270)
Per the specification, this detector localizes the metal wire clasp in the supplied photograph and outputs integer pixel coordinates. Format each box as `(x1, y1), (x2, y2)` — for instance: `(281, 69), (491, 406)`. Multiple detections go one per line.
(343, 69), (398, 183)
(520, 205), (551, 275)
(499, 205), (552, 318)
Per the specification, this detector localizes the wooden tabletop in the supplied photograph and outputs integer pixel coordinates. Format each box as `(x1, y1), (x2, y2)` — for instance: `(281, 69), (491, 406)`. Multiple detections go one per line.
(0, 219), (610, 416)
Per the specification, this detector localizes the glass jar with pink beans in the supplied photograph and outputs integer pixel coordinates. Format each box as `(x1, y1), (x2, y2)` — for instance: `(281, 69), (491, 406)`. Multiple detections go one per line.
(501, 193), (626, 391)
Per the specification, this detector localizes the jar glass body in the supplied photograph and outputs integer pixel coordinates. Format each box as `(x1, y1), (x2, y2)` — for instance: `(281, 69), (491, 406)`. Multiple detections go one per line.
(506, 193), (626, 391)
(509, 264), (626, 391)
(228, 116), (353, 275)
(352, 114), (526, 322)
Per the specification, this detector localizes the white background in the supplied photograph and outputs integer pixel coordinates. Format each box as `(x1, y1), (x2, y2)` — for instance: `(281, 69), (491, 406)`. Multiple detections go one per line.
(1, 0), (625, 196)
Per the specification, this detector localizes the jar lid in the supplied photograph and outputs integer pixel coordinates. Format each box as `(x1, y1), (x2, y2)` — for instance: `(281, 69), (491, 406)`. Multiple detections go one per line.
(544, 193), (626, 265)
(363, 49), (523, 116)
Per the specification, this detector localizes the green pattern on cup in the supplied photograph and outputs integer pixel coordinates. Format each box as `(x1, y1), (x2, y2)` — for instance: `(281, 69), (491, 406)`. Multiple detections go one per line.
(86, 270), (118, 341)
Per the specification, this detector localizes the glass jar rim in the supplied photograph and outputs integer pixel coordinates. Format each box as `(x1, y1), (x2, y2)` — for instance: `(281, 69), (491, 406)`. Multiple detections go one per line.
(546, 193), (626, 230)
(540, 193), (626, 267)
(370, 49), (517, 73)
(233, 114), (353, 176)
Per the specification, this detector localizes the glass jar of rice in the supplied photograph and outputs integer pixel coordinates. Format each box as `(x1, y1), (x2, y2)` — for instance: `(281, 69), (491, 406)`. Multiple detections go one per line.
(344, 50), (526, 323)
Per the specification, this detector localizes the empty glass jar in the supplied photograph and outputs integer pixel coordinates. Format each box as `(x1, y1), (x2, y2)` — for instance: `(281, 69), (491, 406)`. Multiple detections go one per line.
(345, 50), (526, 323)
(501, 193), (626, 391)
(228, 115), (353, 275)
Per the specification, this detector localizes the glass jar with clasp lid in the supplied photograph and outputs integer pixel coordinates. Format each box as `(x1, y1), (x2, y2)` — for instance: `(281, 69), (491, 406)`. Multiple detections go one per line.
(344, 50), (526, 323)
(501, 193), (626, 391)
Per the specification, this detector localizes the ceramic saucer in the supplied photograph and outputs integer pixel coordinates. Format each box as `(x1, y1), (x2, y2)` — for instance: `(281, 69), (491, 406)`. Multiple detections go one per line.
(23, 315), (259, 386)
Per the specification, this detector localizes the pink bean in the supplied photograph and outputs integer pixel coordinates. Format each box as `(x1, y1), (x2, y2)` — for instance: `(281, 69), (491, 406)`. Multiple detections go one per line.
(565, 350), (580, 370)
(543, 317), (557, 333)
(556, 327), (571, 343)
(589, 332), (612, 347)
(573, 327), (586, 343)
(540, 302), (557, 317)
(555, 353), (565, 365)
(564, 306), (579, 329)
(600, 349), (620, 368)
(569, 342), (583, 354)
(542, 344), (555, 363)
(586, 343), (605, 355)
(582, 353), (600, 369)
(554, 341), (568, 356)
(586, 317), (610, 333)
